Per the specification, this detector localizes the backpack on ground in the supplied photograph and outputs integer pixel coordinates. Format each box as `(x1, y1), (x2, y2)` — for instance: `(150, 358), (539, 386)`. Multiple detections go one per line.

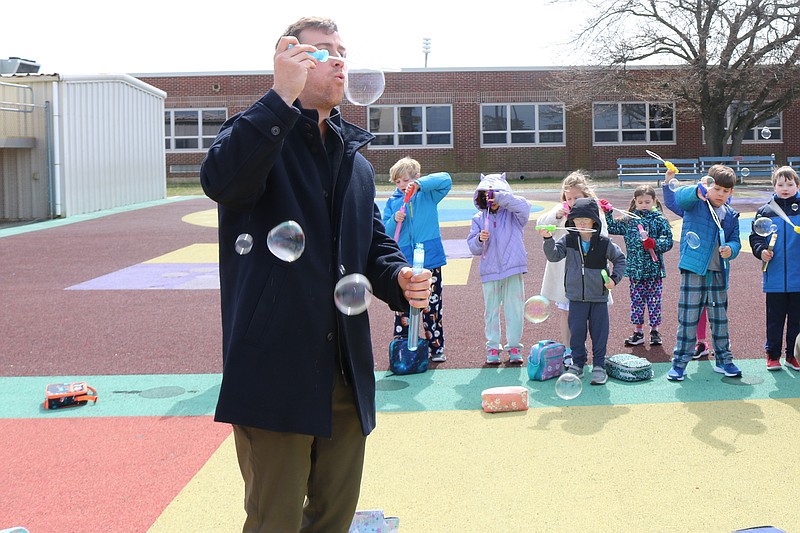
(605, 353), (654, 382)
(527, 340), (566, 381)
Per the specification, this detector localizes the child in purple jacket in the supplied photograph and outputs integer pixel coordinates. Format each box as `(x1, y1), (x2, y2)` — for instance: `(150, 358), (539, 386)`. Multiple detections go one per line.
(467, 173), (532, 365)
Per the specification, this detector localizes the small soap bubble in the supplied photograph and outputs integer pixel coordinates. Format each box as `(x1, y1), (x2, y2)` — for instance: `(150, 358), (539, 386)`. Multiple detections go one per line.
(524, 295), (551, 323)
(668, 178), (680, 192)
(753, 217), (776, 237)
(760, 127), (772, 140)
(792, 203), (799, 212)
(741, 167), (751, 178)
(344, 63), (385, 106)
(267, 221), (305, 262)
(685, 231), (701, 249)
(555, 372), (583, 400)
(703, 176), (716, 188)
(334, 274), (373, 315)
(234, 233), (254, 255)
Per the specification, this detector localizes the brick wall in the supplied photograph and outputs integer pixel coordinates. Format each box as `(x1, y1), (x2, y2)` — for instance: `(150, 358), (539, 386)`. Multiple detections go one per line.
(138, 67), (800, 182)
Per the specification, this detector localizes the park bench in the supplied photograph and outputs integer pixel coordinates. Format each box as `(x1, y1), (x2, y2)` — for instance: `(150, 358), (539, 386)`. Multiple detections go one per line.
(787, 156), (800, 174)
(699, 155), (775, 184)
(617, 158), (701, 187)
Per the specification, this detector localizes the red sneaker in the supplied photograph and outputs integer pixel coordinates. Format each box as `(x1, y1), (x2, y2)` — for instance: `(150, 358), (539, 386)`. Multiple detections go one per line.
(767, 358), (782, 371)
(785, 357), (800, 371)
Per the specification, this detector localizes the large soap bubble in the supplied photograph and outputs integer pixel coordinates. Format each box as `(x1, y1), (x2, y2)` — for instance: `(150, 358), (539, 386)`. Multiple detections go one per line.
(267, 221), (305, 262)
(555, 372), (583, 400)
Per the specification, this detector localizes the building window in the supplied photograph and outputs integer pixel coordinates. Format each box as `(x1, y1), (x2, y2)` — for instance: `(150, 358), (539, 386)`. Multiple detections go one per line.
(593, 102), (675, 144)
(481, 103), (565, 146)
(165, 108), (227, 151)
(728, 102), (782, 142)
(368, 105), (452, 147)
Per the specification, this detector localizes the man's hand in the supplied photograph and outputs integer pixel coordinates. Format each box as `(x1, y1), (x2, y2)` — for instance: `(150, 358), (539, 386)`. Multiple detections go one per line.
(273, 37), (320, 106)
(398, 267), (432, 309)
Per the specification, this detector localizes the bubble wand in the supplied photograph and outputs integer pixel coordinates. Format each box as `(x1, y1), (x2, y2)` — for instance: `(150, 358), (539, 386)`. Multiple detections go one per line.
(768, 199), (800, 234)
(535, 225), (597, 233)
(392, 186), (415, 241)
(637, 224), (658, 262)
(645, 149), (679, 174)
(407, 243), (425, 351)
(482, 188), (494, 258)
(762, 233), (778, 272)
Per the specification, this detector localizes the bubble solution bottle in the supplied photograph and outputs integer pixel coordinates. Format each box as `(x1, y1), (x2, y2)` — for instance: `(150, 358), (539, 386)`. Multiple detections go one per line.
(407, 243), (425, 351)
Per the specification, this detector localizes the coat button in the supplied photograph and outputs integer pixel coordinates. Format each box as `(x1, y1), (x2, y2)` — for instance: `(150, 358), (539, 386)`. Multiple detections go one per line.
(270, 126), (281, 136)
(326, 332), (334, 341)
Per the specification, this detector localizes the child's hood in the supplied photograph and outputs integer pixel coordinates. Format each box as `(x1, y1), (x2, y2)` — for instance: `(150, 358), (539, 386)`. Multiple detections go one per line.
(473, 172), (512, 208)
(566, 197), (601, 228)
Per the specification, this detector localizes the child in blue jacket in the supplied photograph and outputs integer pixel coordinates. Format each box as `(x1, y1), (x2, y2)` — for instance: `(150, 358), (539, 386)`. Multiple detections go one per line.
(749, 165), (800, 371)
(667, 165), (742, 381)
(467, 173), (531, 365)
(383, 157), (452, 362)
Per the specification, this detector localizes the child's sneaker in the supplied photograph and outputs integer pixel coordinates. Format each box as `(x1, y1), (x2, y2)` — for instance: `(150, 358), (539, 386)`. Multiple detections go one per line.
(667, 365), (686, 381)
(486, 349), (501, 365)
(430, 352), (447, 363)
(649, 330), (662, 346)
(565, 364), (584, 378)
(766, 357), (782, 371)
(713, 362), (742, 377)
(508, 348), (523, 365)
(590, 366), (608, 385)
(785, 356), (800, 371)
(624, 331), (645, 346)
(692, 341), (709, 359)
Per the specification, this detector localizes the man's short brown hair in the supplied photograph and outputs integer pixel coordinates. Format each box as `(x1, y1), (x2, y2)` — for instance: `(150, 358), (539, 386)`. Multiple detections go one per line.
(279, 16), (338, 45)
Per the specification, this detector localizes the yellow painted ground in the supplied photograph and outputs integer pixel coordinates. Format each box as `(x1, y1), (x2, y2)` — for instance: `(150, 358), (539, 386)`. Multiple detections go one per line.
(150, 398), (800, 532)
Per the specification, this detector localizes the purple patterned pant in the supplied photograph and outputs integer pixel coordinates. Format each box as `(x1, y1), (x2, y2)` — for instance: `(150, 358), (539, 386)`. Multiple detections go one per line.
(629, 277), (663, 328)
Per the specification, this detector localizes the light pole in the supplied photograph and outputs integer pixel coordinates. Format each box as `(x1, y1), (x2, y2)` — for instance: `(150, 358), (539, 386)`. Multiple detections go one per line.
(422, 37), (431, 68)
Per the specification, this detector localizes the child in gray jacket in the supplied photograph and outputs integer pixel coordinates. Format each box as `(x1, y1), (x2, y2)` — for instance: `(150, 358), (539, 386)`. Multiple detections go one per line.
(540, 198), (626, 385)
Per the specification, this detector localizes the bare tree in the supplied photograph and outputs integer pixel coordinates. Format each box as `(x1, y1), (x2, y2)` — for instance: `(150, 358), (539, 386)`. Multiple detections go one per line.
(563, 0), (800, 155)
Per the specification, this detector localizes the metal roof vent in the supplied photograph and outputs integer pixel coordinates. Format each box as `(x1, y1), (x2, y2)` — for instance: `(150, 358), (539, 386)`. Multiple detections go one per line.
(0, 57), (41, 74)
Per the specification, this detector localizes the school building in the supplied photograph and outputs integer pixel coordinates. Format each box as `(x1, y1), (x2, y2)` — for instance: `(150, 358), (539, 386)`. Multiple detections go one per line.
(136, 66), (800, 182)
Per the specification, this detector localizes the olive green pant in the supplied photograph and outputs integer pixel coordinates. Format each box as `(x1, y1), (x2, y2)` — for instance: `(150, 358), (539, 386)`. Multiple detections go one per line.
(233, 374), (367, 533)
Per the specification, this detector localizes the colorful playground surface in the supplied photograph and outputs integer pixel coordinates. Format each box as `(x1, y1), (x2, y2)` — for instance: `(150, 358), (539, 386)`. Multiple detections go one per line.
(1, 187), (798, 532)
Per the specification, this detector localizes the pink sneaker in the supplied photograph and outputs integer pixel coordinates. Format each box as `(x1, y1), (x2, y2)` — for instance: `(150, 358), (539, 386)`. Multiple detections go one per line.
(486, 349), (501, 365)
(508, 348), (523, 365)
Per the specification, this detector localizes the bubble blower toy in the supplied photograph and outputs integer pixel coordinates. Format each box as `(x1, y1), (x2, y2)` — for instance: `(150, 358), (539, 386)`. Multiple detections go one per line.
(705, 195), (728, 270)
(762, 232), (778, 272)
(44, 382), (98, 409)
(388, 244), (429, 374)
(407, 243), (425, 352)
(768, 199), (800, 234)
(393, 185), (416, 241)
(638, 224), (658, 262)
(645, 149), (679, 174)
(482, 188), (495, 258)
(601, 269), (613, 288)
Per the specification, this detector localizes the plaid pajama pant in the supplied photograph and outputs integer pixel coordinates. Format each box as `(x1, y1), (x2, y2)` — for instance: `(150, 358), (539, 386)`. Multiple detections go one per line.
(672, 269), (732, 367)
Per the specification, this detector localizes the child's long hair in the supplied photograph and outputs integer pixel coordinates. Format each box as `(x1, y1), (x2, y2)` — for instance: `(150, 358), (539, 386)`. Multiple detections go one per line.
(628, 185), (663, 213)
(560, 170), (596, 201)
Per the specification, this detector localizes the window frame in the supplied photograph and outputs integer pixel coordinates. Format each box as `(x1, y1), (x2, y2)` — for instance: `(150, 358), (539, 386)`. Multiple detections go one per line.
(165, 108), (227, 152)
(366, 104), (453, 149)
(592, 101), (676, 145)
(479, 102), (566, 147)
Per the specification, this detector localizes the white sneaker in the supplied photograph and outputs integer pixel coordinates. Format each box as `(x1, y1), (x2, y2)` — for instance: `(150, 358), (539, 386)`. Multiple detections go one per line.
(430, 353), (446, 363)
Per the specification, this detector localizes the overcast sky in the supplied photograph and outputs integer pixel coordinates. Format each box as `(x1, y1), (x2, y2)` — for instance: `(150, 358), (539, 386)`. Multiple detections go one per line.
(3, 0), (594, 75)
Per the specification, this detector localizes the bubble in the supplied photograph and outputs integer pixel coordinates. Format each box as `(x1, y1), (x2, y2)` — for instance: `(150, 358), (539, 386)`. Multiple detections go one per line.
(685, 231), (701, 249)
(668, 178), (680, 192)
(267, 221), (305, 262)
(234, 233), (253, 255)
(760, 127), (772, 140)
(753, 217), (776, 237)
(792, 203), (799, 212)
(703, 176), (716, 188)
(555, 372), (583, 400)
(524, 295), (551, 323)
(334, 273), (373, 315)
(741, 167), (751, 178)
(344, 64), (385, 106)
